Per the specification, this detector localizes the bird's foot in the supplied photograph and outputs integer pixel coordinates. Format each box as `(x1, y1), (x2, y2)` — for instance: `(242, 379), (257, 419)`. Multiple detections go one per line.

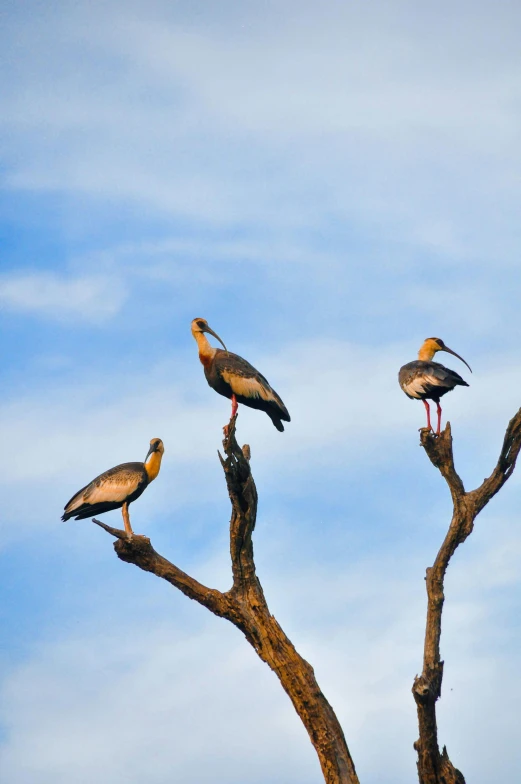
(129, 533), (150, 543)
(223, 412), (238, 438)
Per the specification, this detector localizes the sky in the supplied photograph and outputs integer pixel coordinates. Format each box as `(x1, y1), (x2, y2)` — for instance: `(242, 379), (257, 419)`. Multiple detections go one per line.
(1, 1), (521, 782)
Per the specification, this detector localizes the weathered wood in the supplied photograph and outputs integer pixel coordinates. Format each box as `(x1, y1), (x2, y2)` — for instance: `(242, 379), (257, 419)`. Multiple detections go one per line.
(95, 416), (359, 784)
(413, 409), (521, 784)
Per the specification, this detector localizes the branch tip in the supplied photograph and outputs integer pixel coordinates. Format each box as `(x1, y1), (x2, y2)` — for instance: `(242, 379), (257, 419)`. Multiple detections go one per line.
(92, 518), (129, 540)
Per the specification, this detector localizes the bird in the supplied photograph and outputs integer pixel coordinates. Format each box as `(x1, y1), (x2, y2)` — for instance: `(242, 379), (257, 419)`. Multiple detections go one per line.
(399, 337), (471, 435)
(62, 438), (164, 536)
(191, 317), (290, 431)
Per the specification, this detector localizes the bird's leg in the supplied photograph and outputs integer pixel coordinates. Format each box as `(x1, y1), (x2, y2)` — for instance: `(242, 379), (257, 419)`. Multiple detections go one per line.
(121, 502), (134, 538)
(435, 401), (442, 436)
(223, 395), (239, 436)
(224, 395), (239, 436)
(423, 399), (432, 431)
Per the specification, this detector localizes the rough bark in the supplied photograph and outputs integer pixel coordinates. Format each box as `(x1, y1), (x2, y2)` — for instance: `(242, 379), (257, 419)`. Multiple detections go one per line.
(413, 409), (521, 784)
(94, 417), (359, 784)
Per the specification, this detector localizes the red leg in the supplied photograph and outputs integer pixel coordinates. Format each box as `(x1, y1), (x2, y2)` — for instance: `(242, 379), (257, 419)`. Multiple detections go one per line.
(231, 393), (238, 419)
(422, 399), (432, 431)
(435, 401), (442, 436)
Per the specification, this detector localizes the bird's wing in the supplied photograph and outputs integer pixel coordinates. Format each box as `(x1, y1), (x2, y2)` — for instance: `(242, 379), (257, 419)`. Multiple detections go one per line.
(65, 463), (145, 512)
(427, 362), (468, 386)
(399, 361), (467, 398)
(215, 351), (277, 401)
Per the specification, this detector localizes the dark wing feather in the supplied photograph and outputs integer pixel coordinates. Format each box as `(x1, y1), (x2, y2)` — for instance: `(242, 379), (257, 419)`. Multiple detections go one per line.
(214, 350), (270, 383)
(62, 462), (147, 521)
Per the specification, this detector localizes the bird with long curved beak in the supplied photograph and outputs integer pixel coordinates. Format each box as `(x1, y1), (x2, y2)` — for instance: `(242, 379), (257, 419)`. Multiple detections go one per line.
(399, 338), (471, 435)
(191, 318), (290, 431)
(62, 438), (165, 537)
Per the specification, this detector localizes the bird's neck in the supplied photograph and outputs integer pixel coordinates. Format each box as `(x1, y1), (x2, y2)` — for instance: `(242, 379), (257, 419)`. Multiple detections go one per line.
(145, 452), (162, 482)
(418, 344), (437, 361)
(194, 332), (217, 366)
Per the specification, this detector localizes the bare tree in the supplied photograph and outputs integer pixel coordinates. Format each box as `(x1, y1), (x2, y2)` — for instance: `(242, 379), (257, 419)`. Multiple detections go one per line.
(92, 408), (521, 784)
(413, 409), (521, 784)
(94, 417), (359, 784)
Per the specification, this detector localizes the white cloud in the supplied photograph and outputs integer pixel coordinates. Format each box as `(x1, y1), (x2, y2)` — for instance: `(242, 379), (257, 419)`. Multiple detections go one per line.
(0, 272), (127, 323)
(2, 2), (521, 256)
(0, 622), (320, 784)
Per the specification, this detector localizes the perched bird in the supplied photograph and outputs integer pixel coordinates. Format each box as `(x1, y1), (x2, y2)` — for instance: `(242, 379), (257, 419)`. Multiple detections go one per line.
(62, 438), (164, 536)
(191, 317), (290, 431)
(399, 338), (471, 434)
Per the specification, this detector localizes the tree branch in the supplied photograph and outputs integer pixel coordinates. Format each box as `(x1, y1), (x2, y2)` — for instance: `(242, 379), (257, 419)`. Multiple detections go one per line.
(94, 416), (359, 784)
(93, 518), (228, 614)
(413, 409), (521, 784)
(471, 407), (521, 513)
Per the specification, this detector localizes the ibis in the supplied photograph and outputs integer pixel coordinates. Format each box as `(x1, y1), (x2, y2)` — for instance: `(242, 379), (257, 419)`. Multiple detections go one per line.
(62, 438), (164, 536)
(399, 338), (471, 435)
(191, 318), (290, 431)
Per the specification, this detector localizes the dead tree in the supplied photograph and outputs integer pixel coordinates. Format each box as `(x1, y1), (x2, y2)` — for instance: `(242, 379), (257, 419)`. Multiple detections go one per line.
(413, 409), (521, 784)
(94, 417), (359, 784)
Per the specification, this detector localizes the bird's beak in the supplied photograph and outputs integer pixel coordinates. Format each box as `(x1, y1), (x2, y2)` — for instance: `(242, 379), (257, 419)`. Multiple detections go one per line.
(203, 324), (228, 351)
(442, 346), (472, 373)
(145, 444), (156, 461)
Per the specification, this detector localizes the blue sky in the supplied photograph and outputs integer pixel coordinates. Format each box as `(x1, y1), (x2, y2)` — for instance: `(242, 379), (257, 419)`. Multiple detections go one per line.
(1, 1), (521, 782)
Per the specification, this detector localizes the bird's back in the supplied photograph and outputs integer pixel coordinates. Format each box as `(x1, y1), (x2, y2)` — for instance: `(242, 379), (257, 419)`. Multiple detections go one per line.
(207, 349), (264, 380)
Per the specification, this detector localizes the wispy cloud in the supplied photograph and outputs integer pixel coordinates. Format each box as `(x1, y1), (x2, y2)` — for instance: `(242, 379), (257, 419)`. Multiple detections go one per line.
(2, 2), (521, 256)
(0, 272), (127, 323)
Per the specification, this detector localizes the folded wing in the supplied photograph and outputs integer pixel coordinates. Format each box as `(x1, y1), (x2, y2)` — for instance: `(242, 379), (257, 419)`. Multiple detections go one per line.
(62, 462), (147, 521)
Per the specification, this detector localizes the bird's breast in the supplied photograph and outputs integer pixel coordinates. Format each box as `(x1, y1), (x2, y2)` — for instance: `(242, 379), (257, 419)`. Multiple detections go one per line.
(198, 352), (213, 368)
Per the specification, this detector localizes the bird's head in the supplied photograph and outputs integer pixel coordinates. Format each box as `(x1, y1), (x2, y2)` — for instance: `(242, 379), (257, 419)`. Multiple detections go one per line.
(190, 318), (227, 350)
(419, 337), (472, 372)
(145, 438), (164, 461)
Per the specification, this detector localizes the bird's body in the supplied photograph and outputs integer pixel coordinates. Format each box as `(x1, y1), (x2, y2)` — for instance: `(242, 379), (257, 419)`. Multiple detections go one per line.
(62, 462), (149, 520)
(191, 318), (290, 431)
(399, 360), (469, 402)
(399, 338), (471, 434)
(62, 438), (164, 536)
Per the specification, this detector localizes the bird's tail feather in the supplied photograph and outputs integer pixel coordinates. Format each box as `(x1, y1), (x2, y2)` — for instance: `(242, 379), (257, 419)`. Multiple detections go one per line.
(270, 415), (285, 432)
(62, 501), (121, 521)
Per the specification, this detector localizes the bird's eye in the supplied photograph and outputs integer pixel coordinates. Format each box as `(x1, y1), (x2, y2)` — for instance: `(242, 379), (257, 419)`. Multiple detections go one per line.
(197, 320), (206, 329)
